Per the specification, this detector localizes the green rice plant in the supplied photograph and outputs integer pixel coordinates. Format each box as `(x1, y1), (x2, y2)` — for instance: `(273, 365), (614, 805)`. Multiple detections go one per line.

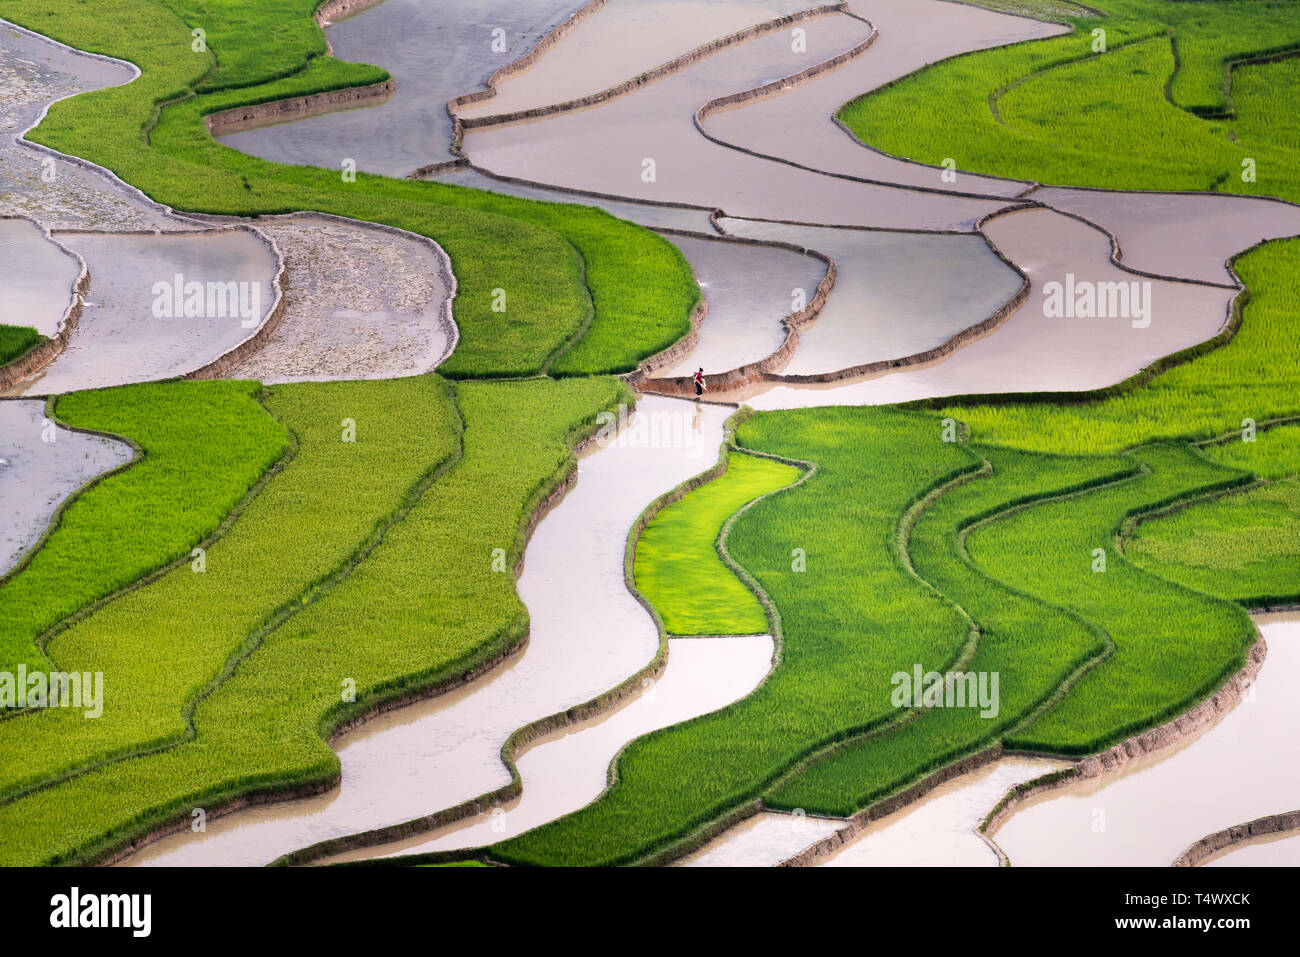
(0, 325), (42, 367)
(0, 376), (458, 802)
(767, 445), (1125, 815)
(0, 377), (629, 866)
(160, 0), (334, 92)
(840, 0), (1300, 199)
(0, 0), (699, 377)
(1198, 421), (1300, 480)
(0, 380), (286, 680)
(1234, 56), (1300, 153)
(492, 429), (1257, 853)
(1126, 477), (1300, 606)
(634, 451), (801, 636)
(493, 406), (977, 866)
(967, 442), (1255, 750)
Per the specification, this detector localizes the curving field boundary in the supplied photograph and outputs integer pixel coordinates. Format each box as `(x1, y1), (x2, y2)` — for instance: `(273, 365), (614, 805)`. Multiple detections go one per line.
(270, 397), (761, 866)
(1174, 808), (1300, 867)
(979, 632), (1266, 865)
(453, 4), (850, 135)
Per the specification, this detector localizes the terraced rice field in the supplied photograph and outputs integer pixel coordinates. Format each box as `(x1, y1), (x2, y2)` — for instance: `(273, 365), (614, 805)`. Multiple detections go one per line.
(1, 0), (1298, 915)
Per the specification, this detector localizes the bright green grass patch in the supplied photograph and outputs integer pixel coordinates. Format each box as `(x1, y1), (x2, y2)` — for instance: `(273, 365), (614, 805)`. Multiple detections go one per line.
(840, 0), (1300, 198)
(494, 406), (976, 866)
(1127, 477), (1300, 605)
(0, 380), (285, 680)
(0, 377), (628, 866)
(495, 425), (1256, 856)
(1234, 56), (1300, 153)
(0, 0), (698, 377)
(634, 451), (801, 636)
(160, 0), (334, 93)
(1199, 422), (1300, 480)
(0, 325), (42, 366)
(970, 442), (1255, 749)
(420, 861), (487, 867)
(767, 445), (1123, 815)
(0, 376), (458, 803)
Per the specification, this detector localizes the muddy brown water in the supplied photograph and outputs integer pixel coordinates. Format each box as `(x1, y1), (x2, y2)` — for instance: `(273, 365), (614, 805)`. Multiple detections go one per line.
(460, 0), (822, 120)
(703, 0), (1062, 196)
(322, 634), (775, 862)
(16, 231), (277, 395)
(718, 215), (1024, 378)
(1204, 831), (1300, 867)
(0, 217), (80, 337)
(1031, 187), (1300, 286)
(463, 11), (1012, 230)
(733, 206), (1235, 408)
(675, 811), (842, 867)
(990, 614), (1300, 867)
(655, 233), (826, 378)
(217, 0), (588, 178)
(432, 166), (720, 232)
(816, 757), (1069, 866)
(0, 399), (134, 576)
(124, 398), (734, 866)
(678, 756), (1066, 867)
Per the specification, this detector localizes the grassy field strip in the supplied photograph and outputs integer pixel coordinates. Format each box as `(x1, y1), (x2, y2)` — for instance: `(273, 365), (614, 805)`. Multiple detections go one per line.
(0, 381), (286, 680)
(1196, 418), (1300, 481)
(634, 451), (801, 636)
(207, 395), (740, 868)
(986, 23), (1166, 125)
(766, 446), (1127, 816)
(0, 378), (626, 865)
(490, 407), (983, 866)
(0, 378), (459, 804)
(1124, 418), (1300, 608)
(840, 0), (1300, 202)
(965, 442), (1256, 751)
(1128, 478), (1300, 608)
(0, 326), (42, 367)
(0, 0), (701, 378)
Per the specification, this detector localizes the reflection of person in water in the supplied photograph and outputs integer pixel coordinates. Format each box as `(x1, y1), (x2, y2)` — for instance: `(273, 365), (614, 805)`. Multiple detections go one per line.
(693, 367), (706, 398)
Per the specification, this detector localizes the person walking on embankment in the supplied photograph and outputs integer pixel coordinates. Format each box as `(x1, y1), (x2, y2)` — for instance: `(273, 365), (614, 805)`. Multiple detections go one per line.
(693, 367), (706, 399)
